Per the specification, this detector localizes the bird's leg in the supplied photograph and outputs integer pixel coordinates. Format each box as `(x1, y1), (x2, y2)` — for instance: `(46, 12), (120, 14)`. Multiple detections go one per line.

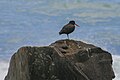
(67, 34), (69, 39)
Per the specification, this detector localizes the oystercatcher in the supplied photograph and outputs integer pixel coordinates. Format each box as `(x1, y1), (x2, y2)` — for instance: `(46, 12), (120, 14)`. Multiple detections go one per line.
(59, 20), (80, 39)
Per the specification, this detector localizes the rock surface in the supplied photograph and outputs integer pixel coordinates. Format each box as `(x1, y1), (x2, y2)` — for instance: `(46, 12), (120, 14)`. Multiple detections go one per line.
(5, 39), (115, 80)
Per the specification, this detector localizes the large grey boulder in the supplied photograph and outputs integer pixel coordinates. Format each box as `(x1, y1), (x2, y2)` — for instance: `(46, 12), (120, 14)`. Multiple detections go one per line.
(4, 39), (115, 80)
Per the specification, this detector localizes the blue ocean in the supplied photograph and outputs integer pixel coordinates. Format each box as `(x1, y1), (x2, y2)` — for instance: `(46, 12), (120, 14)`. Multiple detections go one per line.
(0, 0), (120, 80)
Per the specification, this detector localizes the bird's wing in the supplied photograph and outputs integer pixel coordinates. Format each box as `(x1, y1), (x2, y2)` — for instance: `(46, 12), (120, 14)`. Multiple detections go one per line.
(62, 24), (73, 31)
(59, 24), (74, 34)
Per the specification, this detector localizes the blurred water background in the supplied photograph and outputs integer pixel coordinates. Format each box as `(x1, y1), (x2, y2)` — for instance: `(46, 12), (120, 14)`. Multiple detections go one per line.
(0, 0), (120, 80)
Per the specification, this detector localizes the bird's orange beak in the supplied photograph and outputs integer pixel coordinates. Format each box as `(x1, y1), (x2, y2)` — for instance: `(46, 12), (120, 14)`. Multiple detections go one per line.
(75, 24), (80, 27)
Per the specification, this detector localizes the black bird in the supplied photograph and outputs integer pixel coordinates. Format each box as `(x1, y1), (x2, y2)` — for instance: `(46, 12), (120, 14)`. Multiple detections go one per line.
(59, 20), (80, 39)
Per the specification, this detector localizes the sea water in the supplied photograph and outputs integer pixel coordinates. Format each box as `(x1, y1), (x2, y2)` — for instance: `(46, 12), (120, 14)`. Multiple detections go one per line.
(0, 0), (120, 80)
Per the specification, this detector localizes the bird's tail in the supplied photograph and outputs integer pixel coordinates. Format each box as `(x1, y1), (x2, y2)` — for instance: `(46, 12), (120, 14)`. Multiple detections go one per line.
(59, 32), (62, 35)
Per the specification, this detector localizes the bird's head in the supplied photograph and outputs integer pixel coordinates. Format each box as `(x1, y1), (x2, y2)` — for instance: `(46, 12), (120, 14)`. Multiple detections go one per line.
(69, 20), (80, 27)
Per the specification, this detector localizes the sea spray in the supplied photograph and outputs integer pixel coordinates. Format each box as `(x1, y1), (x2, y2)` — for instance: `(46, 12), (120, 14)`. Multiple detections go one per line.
(0, 60), (9, 80)
(113, 55), (120, 80)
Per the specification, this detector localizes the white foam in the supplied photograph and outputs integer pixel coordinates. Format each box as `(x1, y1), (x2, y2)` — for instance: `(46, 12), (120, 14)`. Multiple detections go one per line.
(113, 55), (120, 80)
(0, 60), (9, 80)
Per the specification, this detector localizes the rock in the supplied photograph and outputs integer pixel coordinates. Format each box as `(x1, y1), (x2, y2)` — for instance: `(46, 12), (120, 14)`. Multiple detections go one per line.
(4, 39), (115, 80)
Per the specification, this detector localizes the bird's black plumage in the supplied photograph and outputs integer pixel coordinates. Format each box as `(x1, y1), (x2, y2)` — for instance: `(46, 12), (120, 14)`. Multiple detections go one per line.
(59, 20), (79, 39)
